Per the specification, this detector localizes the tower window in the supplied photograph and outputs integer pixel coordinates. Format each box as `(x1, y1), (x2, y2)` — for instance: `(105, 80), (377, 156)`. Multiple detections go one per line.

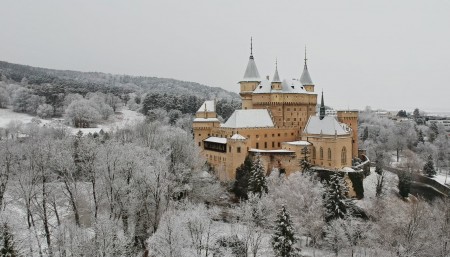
(320, 147), (324, 160)
(256, 143), (259, 148)
(272, 142), (275, 147)
(264, 142), (267, 148)
(237, 147), (241, 153)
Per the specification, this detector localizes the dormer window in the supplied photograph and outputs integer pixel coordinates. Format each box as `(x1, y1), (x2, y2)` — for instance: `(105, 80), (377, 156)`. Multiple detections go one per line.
(259, 86), (262, 89)
(291, 86), (294, 89)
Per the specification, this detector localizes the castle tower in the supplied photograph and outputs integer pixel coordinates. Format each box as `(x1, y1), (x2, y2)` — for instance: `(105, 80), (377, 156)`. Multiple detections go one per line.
(319, 91), (325, 120)
(337, 110), (359, 158)
(271, 59), (282, 90)
(301, 47), (315, 92)
(239, 38), (261, 110)
(192, 100), (220, 148)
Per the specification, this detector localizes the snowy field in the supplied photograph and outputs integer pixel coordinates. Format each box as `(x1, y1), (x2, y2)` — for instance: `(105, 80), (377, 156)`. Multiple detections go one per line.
(0, 107), (145, 135)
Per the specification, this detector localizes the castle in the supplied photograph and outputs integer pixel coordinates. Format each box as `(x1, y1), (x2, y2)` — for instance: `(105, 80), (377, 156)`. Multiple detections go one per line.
(193, 42), (359, 181)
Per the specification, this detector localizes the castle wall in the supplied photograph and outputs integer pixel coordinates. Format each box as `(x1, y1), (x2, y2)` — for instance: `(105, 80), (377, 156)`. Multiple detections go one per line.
(337, 111), (359, 158)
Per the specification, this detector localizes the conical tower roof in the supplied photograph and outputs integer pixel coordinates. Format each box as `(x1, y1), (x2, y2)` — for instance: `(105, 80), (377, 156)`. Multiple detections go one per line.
(300, 48), (314, 86)
(272, 60), (281, 83)
(241, 38), (261, 82)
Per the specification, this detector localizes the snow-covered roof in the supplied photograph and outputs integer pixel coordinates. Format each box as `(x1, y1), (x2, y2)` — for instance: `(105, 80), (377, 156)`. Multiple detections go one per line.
(193, 118), (220, 122)
(204, 137), (227, 144)
(221, 109), (274, 128)
(300, 65), (314, 85)
(272, 67), (281, 83)
(230, 134), (246, 140)
(284, 141), (311, 146)
(241, 57), (261, 82)
(249, 149), (295, 153)
(303, 116), (351, 136)
(252, 78), (315, 94)
(197, 100), (215, 113)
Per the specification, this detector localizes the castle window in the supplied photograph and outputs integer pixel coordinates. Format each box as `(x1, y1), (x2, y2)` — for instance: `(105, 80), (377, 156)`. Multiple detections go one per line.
(278, 142), (281, 147)
(294, 118), (296, 121)
(237, 147), (241, 153)
(198, 142), (201, 146)
(328, 148), (332, 160)
(272, 134), (275, 137)
(294, 108), (296, 111)
(291, 133), (294, 136)
(256, 143), (259, 148)
(247, 135), (250, 138)
(256, 135), (259, 138)
(229, 146), (231, 152)
(291, 86), (294, 89)
(272, 142), (275, 147)
(198, 134), (201, 136)
(341, 147), (347, 165)
(320, 147), (324, 160)
(312, 147), (316, 159)
(264, 142), (267, 148)
(278, 133), (280, 137)
(264, 134), (267, 138)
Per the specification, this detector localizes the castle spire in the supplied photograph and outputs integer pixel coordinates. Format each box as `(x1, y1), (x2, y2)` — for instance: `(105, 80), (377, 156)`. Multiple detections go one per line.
(250, 37), (253, 59)
(241, 37), (261, 82)
(300, 46), (314, 86)
(272, 58), (281, 83)
(320, 90), (325, 120)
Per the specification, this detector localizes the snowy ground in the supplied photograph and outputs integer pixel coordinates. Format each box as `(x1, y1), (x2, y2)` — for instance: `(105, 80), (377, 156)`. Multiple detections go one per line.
(0, 107), (145, 135)
(356, 167), (399, 210)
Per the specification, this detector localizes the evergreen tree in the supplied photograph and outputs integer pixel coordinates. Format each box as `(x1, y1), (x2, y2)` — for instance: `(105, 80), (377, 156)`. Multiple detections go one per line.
(271, 205), (299, 257)
(417, 129), (425, 144)
(423, 155), (436, 177)
(398, 170), (412, 198)
(232, 155), (253, 200)
(362, 126), (369, 141)
(324, 174), (354, 222)
(0, 223), (17, 257)
(248, 154), (268, 197)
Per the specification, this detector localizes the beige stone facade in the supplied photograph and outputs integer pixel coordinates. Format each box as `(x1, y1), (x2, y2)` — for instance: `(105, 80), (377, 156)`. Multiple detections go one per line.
(193, 49), (359, 181)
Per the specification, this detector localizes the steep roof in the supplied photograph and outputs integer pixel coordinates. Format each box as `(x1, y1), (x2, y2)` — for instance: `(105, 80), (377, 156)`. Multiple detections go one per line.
(197, 100), (215, 113)
(300, 64), (314, 86)
(252, 78), (315, 94)
(241, 57), (261, 82)
(221, 109), (274, 128)
(303, 116), (351, 136)
(272, 65), (281, 83)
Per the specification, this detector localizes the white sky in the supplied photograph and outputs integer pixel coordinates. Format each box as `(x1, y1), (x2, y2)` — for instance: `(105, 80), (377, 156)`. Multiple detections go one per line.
(2, 0), (450, 112)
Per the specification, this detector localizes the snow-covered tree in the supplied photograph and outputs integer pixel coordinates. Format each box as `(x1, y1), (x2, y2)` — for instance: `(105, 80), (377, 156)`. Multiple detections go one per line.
(272, 205), (299, 257)
(423, 154), (436, 177)
(36, 103), (54, 118)
(248, 154), (268, 197)
(0, 222), (18, 257)
(66, 99), (102, 127)
(398, 169), (412, 198)
(324, 174), (354, 222)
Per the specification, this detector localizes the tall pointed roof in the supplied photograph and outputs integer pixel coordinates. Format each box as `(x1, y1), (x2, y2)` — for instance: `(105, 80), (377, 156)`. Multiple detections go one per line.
(320, 91), (325, 120)
(272, 59), (281, 83)
(241, 37), (261, 82)
(300, 47), (314, 86)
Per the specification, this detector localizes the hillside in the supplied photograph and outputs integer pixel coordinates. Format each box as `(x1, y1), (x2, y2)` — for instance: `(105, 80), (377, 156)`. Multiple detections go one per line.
(0, 60), (240, 100)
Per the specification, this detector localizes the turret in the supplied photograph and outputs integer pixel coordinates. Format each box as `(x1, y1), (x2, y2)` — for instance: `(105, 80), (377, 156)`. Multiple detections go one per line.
(239, 37), (261, 110)
(271, 59), (282, 90)
(301, 47), (315, 92)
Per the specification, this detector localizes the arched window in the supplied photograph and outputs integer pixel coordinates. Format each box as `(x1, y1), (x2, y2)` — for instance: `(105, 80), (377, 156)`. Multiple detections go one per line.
(341, 147), (347, 165)
(320, 147), (323, 160)
(312, 147), (316, 159)
(328, 148), (332, 160)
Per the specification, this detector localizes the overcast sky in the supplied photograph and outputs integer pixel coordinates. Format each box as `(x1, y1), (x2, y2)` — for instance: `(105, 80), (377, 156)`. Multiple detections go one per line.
(2, 0), (450, 112)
